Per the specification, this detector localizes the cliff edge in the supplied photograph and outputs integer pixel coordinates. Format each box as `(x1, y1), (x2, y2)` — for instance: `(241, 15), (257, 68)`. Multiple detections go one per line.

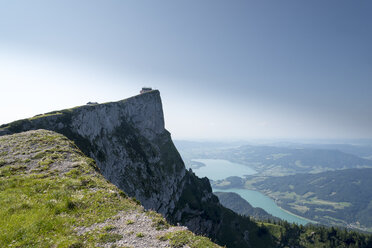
(0, 90), (274, 248)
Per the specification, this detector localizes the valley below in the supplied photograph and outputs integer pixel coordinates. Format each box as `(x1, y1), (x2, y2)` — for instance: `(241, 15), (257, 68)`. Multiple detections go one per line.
(175, 140), (372, 233)
(189, 158), (311, 225)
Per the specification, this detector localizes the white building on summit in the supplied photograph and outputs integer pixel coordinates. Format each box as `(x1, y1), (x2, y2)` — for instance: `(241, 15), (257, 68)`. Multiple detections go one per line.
(140, 87), (152, 94)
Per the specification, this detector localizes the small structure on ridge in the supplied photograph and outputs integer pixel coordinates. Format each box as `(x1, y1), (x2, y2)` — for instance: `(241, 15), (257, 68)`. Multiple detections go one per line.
(140, 87), (152, 94)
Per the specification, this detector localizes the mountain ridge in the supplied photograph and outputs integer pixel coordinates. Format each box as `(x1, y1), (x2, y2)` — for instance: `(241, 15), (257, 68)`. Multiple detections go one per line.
(0, 90), (274, 248)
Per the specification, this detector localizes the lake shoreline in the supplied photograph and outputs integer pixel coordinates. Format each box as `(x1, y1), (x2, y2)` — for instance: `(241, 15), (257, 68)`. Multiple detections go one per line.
(212, 187), (309, 225)
(215, 186), (317, 224)
(275, 204), (317, 224)
(194, 158), (311, 225)
(243, 187), (317, 224)
(191, 158), (257, 180)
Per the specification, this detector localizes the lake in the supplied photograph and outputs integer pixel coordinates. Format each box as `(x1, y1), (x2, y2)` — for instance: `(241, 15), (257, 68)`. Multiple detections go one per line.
(191, 158), (312, 225)
(213, 188), (311, 225)
(191, 158), (257, 180)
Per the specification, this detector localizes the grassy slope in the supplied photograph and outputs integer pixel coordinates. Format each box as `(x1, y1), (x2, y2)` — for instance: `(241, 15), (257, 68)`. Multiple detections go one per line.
(0, 130), (221, 248)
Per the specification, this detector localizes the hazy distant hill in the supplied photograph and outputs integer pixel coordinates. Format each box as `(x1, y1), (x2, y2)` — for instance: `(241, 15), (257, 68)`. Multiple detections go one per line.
(175, 142), (372, 176)
(283, 143), (372, 160)
(247, 168), (372, 231)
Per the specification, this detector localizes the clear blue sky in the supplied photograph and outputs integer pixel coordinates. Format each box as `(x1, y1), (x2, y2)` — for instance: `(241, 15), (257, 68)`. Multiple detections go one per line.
(0, 0), (371, 140)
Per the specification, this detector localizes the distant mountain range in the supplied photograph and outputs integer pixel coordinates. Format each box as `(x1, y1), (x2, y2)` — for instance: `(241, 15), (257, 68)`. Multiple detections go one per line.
(283, 143), (372, 160)
(175, 141), (372, 176)
(224, 145), (372, 175)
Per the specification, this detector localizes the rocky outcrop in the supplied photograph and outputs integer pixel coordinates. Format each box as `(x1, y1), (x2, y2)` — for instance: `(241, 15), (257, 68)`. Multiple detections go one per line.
(0, 90), (274, 248)
(0, 91), (183, 213)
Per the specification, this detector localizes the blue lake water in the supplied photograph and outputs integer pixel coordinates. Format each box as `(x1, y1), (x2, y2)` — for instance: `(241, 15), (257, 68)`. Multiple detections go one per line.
(191, 159), (257, 180)
(213, 188), (310, 225)
(192, 158), (312, 225)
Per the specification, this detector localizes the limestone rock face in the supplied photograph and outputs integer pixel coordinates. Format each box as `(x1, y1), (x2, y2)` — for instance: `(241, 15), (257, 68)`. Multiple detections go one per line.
(0, 90), (266, 248)
(0, 91), (180, 213)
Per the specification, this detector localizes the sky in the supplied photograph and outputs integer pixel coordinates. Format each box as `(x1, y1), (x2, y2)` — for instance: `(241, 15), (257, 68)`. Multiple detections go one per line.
(0, 0), (371, 140)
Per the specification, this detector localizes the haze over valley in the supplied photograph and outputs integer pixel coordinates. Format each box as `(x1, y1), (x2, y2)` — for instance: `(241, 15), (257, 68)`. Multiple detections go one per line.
(175, 140), (372, 232)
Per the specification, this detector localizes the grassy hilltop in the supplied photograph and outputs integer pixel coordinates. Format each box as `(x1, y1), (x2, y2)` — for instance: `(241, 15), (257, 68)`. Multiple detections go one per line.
(0, 130), (221, 248)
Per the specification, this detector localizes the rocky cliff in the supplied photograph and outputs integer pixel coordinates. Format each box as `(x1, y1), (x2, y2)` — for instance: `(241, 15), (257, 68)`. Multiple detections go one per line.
(0, 90), (274, 248)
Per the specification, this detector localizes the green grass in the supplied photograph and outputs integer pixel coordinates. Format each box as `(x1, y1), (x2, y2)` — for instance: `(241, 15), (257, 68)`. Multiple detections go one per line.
(158, 230), (221, 248)
(0, 165), (137, 247)
(0, 130), (139, 247)
(259, 222), (284, 240)
(99, 233), (123, 243)
(146, 210), (170, 230)
(29, 112), (63, 120)
(0, 129), (224, 248)
(136, 232), (145, 238)
(104, 225), (117, 231)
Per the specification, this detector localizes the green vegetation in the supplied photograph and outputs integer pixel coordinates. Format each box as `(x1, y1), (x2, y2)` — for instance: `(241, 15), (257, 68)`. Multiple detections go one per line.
(126, 219), (134, 225)
(261, 219), (372, 248)
(146, 210), (170, 230)
(158, 230), (221, 248)
(99, 233), (123, 243)
(0, 130), (140, 247)
(136, 232), (144, 238)
(0, 130), (225, 248)
(29, 112), (63, 120)
(104, 225), (116, 232)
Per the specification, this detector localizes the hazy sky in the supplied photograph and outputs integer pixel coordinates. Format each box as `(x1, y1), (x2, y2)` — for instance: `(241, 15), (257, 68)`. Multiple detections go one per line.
(1, 1), (371, 140)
